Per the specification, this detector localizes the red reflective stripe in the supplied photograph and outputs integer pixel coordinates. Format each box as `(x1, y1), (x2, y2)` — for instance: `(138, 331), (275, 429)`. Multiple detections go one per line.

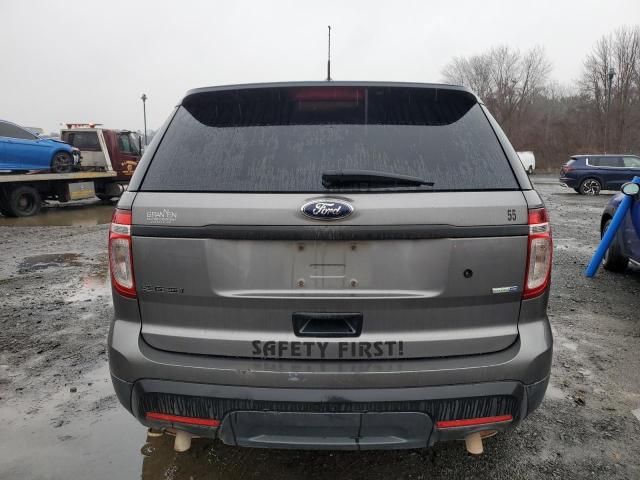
(436, 415), (513, 429)
(145, 412), (220, 427)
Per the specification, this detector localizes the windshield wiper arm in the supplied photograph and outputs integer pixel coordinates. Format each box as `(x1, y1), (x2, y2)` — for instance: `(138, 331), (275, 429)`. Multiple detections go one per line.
(322, 169), (434, 188)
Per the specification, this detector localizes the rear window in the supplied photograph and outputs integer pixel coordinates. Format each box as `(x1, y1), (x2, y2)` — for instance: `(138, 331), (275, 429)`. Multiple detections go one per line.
(66, 132), (100, 151)
(141, 86), (519, 193)
(623, 156), (640, 168)
(589, 156), (623, 167)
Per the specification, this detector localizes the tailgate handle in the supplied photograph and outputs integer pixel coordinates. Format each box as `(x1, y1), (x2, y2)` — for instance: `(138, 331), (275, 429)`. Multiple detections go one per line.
(292, 313), (363, 338)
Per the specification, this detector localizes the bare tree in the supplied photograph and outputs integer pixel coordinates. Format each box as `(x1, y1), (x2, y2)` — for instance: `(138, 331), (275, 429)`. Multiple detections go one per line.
(581, 26), (640, 151)
(441, 26), (640, 170)
(442, 53), (493, 101)
(442, 45), (551, 132)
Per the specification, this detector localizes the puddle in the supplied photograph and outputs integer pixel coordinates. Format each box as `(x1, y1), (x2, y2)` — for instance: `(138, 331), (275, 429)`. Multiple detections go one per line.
(66, 272), (111, 302)
(18, 253), (83, 273)
(0, 363), (146, 479)
(0, 202), (114, 227)
(18, 255), (110, 303)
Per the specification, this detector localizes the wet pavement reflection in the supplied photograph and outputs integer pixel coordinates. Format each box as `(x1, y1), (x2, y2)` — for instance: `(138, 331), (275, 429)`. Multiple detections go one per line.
(18, 252), (83, 273)
(138, 431), (508, 480)
(0, 201), (114, 227)
(0, 364), (146, 479)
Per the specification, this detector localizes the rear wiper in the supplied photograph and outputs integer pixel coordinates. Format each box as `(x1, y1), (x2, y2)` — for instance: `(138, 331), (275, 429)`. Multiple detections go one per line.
(322, 169), (434, 188)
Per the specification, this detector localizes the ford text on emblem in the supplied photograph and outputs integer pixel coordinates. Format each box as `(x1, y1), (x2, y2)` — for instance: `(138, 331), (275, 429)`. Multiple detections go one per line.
(301, 199), (354, 221)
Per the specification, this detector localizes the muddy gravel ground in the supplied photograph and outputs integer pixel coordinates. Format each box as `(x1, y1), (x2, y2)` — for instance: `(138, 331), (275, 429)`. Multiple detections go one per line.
(0, 179), (639, 480)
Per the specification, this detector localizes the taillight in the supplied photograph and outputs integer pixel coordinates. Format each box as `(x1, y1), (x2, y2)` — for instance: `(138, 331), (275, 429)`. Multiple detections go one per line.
(523, 208), (552, 299)
(109, 209), (136, 298)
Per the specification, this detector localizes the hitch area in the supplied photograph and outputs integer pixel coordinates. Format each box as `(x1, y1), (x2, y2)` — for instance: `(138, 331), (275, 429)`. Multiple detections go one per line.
(217, 411), (433, 450)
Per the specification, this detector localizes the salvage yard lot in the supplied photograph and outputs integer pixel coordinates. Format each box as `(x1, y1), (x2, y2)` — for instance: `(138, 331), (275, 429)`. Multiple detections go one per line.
(0, 176), (639, 479)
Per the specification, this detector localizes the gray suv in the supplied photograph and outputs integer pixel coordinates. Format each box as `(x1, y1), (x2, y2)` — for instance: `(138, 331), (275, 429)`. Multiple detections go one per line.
(108, 82), (553, 453)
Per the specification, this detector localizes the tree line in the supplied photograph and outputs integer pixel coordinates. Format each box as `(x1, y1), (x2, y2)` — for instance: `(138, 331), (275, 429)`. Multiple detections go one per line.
(442, 26), (640, 170)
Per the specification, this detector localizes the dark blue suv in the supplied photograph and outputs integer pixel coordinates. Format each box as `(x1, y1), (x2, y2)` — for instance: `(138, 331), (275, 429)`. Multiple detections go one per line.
(600, 184), (640, 272)
(559, 154), (640, 195)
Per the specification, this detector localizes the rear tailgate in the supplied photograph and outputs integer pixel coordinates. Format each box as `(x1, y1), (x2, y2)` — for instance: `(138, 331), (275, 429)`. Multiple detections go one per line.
(132, 191), (528, 360)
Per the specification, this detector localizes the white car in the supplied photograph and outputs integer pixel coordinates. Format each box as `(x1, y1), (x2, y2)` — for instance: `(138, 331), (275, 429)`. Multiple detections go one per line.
(517, 151), (535, 174)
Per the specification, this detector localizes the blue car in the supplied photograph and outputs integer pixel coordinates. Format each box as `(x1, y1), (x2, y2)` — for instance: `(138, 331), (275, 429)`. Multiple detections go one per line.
(0, 119), (80, 173)
(600, 184), (640, 272)
(559, 154), (640, 195)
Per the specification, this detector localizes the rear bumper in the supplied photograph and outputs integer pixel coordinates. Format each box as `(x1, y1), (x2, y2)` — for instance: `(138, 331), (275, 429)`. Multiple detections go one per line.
(111, 373), (549, 449)
(108, 292), (552, 450)
(560, 176), (578, 188)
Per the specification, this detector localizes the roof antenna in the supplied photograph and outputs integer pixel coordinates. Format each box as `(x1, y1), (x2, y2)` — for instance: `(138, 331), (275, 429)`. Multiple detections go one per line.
(326, 25), (332, 81)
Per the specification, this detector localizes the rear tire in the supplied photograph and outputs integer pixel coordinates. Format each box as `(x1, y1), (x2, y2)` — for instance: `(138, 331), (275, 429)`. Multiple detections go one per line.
(4, 185), (42, 217)
(51, 152), (73, 173)
(96, 194), (115, 203)
(602, 219), (628, 272)
(579, 178), (601, 195)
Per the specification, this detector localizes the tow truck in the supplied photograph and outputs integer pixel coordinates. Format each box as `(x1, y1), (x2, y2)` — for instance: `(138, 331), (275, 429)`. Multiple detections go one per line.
(0, 123), (142, 217)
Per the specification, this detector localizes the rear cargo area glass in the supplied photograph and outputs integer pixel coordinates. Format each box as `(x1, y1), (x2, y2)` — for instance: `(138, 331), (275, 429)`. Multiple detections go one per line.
(141, 86), (518, 193)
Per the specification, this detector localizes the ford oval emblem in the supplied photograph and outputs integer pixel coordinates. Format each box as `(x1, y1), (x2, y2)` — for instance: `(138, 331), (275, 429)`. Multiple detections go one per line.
(301, 198), (354, 221)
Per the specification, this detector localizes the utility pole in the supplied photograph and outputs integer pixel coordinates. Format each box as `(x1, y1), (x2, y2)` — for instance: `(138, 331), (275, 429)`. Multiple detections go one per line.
(141, 93), (148, 146)
(604, 67), (615, 153)
(326, 26), (332, 81)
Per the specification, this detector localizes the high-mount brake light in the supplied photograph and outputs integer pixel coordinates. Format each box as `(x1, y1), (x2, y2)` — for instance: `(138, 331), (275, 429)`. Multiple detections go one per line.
(523, 208), (552, 299)
(109, 209), (136, 298)
(291, 87), (365, 102)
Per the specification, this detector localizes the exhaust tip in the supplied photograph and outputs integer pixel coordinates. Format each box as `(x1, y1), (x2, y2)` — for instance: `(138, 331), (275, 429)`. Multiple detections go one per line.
(174, 430), (193, 452)
(465, 432), (484, 455)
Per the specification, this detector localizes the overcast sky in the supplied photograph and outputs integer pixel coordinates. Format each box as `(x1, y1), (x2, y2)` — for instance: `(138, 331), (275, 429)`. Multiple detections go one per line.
(1, 0), (638, 133)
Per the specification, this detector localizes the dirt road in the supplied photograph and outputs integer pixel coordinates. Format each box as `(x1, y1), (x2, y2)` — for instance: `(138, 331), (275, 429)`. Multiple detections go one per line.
(0, 179), (639, 479)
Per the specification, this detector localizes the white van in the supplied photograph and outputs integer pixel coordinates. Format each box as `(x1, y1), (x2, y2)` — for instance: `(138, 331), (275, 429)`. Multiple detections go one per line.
(517, 151), (535, 174)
